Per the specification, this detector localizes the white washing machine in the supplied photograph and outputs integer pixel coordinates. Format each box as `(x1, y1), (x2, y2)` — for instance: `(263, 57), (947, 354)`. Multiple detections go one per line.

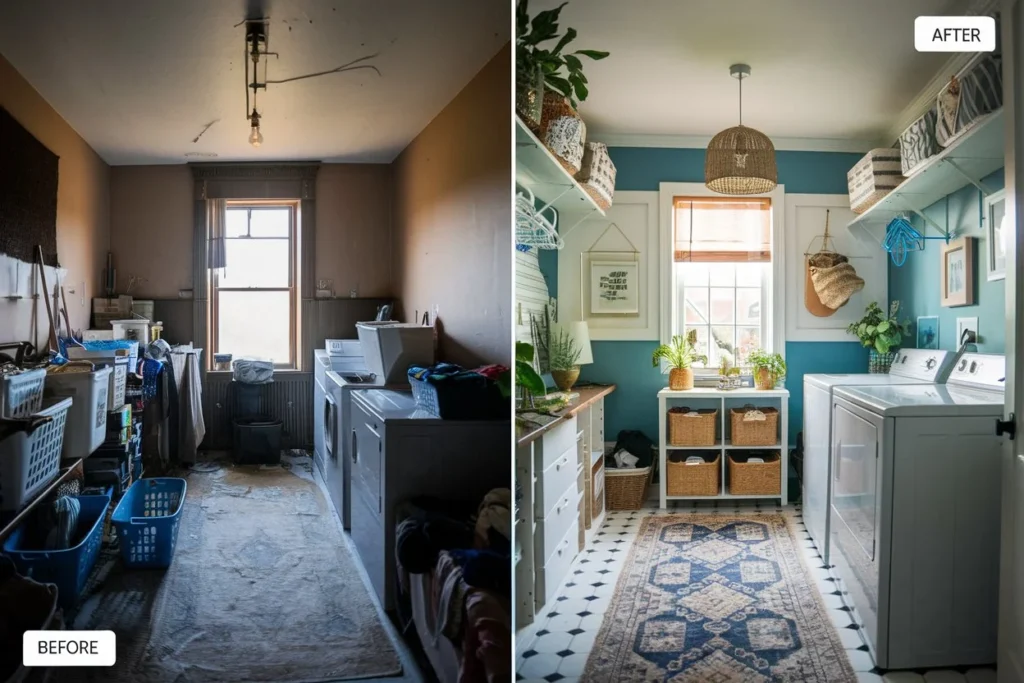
(829, 352), (1004, 670)
(314, 340), (368, 482)
(803, 348), (954, 563)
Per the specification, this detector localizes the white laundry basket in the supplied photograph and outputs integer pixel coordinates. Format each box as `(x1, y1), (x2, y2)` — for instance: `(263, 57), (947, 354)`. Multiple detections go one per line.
(0, 368), (46, 418)
(0, 397), (72, 511)
(44, 366), (111, 460)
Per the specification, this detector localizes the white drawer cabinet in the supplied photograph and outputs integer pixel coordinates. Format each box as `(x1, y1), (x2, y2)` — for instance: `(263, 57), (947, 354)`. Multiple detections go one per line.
(537, 519), (578, 607)
(536, 446), (576, 518)
(536, 485), (577, 565)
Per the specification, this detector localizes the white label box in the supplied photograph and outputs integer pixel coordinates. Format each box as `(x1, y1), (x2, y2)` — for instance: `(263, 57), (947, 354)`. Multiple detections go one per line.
(915, 16), (997, 52)
(23, 631), (116, 667)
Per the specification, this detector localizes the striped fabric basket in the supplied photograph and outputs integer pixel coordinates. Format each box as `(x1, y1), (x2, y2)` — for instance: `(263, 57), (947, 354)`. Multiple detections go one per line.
(575, 142), (616, 210)
(937, 54), (1003, 148)
(847, 148), (905, 214)
(899, 106), (940, 176)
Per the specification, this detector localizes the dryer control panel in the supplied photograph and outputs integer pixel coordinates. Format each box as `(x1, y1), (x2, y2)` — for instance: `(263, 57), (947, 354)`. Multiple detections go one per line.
(947, 352), (1006, 390)
(889, 348), (953, 381)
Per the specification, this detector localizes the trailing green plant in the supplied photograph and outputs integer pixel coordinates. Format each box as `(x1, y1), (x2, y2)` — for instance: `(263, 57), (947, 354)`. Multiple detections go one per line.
(515, 341), (546, 397)
(748, 349), (787, 381)
(847, 301), (911, 354)
(547, 328), (582, 371)
(652, 330), (708, 371)
(516, 0), (609, 109)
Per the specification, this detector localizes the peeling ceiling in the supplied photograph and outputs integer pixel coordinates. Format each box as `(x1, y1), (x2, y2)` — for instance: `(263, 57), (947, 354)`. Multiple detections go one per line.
(0, 0), (508, 164)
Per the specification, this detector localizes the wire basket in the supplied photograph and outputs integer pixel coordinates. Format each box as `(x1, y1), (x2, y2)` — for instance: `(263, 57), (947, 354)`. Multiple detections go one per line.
(0, 397), (72, 512)
(668, 407), (717, 446)
(111, 477), (187, 569)
(605, 466), (651, 510)
(0, 368), (46, 418)
(666, 453), (720, 496)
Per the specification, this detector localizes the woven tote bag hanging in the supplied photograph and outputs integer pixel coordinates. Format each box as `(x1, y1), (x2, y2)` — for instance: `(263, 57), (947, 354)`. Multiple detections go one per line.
(809, 254), (865, 309)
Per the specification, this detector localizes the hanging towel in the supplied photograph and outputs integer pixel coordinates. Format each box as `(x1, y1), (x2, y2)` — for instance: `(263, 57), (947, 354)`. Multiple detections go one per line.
(170, 349), (205, 464)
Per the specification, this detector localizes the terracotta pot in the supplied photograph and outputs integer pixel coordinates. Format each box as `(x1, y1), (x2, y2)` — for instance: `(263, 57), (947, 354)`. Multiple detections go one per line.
(755, 368), (776, 390)
(551, 367), (580, 392)
(669, 368), (694, 391)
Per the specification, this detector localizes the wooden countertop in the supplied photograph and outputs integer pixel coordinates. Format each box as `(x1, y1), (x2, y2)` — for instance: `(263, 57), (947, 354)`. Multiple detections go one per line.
(516, 383), (616, 447)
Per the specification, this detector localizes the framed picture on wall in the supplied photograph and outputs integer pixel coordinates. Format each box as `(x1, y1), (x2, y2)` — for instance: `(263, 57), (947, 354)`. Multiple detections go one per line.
(590, 261), (639, 314)
(916, 316), (939, 349)
(985, 190), (1007, 282)
(940, 237), (975, 307)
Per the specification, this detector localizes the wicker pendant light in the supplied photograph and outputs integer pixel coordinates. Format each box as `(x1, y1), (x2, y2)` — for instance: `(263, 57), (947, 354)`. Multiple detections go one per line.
(705, 64), (778, 195)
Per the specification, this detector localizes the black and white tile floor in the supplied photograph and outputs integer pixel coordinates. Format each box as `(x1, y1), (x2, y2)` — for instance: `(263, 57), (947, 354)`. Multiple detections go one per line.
(515, 501), (998, 683)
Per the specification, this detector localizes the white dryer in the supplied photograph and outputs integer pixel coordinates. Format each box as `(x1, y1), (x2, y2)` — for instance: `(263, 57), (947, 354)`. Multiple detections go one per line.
(314, 340), (368, 482)
(829, 352), (1004, 669)
(802, 348), (954, 563)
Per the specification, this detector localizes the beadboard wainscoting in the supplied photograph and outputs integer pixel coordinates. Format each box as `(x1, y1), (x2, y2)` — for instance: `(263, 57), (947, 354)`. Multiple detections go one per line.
(202, 372), (314, 450)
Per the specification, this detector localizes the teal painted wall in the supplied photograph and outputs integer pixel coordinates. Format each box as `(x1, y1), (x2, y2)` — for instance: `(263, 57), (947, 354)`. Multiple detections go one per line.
(570, 147), (869, 446)
(889, 169), (1006, 353)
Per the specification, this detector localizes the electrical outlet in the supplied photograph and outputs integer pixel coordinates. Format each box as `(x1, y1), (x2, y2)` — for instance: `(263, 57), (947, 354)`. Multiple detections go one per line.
(956, 317), (979, 347)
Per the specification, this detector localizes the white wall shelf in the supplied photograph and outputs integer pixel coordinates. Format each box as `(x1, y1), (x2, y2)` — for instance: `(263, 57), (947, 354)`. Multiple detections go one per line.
(657, 387), (790, 507)
(847, 109), (1005, 240)
(515, 117), (605, 234)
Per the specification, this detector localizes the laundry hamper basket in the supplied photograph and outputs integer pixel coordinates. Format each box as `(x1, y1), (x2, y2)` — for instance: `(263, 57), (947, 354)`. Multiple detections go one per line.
(3, 493), (111, 609)
(0, 397), (72, 512)
(0, 368), (45, 418)
(729, 406), (779, 446)
(727, 452), (781, 496)
(111, 477), (187, 569)
(666, 453), (720, 496)
(668, 407), (717, 446)
(605, 466), (651, 510)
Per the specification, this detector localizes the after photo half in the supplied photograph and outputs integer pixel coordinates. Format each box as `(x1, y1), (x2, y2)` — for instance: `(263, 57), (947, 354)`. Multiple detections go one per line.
(0, 1), (512, 682)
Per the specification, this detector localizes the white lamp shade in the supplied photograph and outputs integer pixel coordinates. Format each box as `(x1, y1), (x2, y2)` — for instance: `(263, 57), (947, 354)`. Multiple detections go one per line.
(567, 321), (593, 365)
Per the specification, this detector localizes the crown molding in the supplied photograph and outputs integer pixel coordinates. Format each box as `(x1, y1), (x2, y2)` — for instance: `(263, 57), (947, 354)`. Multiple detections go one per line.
(590, 132), (875, 154)
(877, 0), (1000, 146)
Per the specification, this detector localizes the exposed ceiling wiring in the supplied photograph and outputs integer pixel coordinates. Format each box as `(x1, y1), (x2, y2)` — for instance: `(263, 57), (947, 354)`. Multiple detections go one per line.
(191, 119), (220, 143)
(264, 53), (381, 84)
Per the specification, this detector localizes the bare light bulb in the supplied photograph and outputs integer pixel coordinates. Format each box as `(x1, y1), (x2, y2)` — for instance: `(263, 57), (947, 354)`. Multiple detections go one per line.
(249, 125), (263, 148)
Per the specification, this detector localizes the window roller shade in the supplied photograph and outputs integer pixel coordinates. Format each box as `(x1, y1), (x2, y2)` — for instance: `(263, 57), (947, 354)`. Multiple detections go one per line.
(673, 197), (771, 263)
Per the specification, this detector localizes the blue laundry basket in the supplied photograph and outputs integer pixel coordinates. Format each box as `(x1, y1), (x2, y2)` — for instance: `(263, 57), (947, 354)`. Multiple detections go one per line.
(111, 478), (186, 569)
(2, 493), (111, 609)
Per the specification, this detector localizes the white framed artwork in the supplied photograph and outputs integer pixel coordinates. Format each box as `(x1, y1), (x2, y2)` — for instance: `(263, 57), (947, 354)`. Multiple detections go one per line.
(985, 189), (1007, 282)
(590, 260), (639, 314)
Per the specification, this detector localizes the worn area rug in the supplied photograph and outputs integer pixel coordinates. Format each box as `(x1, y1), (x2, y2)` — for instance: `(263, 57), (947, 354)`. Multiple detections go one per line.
(65, 458), (402, 682)
(582, 514), (855, 682)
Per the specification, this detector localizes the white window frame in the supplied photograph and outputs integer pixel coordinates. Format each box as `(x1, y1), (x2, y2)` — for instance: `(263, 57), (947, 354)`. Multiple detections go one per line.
(658, 182), (786, 376)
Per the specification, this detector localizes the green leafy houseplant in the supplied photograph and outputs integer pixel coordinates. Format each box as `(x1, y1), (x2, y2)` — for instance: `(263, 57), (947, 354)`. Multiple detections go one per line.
(847, 301), (911, 355)
(516, 0), (609, 117)
(748, 349), (786, 390)
(547, 328), (584, 392)
(652, 330), (708, 391)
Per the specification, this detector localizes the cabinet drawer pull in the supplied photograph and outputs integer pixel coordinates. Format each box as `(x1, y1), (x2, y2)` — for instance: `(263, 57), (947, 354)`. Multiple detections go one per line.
(555, 455), (567, 471)
(557, 497), (571, 513)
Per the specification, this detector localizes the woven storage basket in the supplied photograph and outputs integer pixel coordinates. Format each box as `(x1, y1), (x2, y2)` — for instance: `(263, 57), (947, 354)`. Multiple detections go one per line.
(575, 142), (616, 211)
(605, 466), (651, 510)
(847, 148), (905, 214)
(667, 453), (720, 496)
(668, 407), (717, 446)
(730, 406), (779, 446)
(728, 452), (781, 496)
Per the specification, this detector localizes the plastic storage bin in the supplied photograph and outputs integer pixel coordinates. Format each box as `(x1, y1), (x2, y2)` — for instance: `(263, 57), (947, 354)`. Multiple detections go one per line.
(0, 367), (45, 418)
(2, 493), (111, 608)
(44, 366), (111, 461)
(356, 322), (435, 384)
(0, 397), (72, 512)
(232, 418), (282, 465)
(111, 319), (150, 343)
(111, 478), (187, 569)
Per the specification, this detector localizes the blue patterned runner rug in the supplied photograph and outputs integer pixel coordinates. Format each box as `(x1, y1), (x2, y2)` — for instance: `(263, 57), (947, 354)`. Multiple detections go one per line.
(582, 514), (855, 682)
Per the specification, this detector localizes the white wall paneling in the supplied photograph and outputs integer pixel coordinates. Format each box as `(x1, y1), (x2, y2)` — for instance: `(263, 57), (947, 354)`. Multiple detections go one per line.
(785, 194), (887, 342)
(557, 191), (659, 341)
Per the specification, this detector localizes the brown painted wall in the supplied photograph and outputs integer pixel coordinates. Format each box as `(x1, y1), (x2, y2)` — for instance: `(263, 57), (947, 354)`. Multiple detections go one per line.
(108, 163), (393, 300)
(0, 53), (110, 343)
(391, 44), (511, 367)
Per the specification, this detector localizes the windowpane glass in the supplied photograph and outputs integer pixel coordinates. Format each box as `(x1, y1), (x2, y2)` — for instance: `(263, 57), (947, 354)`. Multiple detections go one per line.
(710, 326), (736, 367)
(249, 208), (290, 237)
(710, 288), (735, 324)
(685, 327), (710, 367)
(684, 288), (709, 325)
(217, 291), (291, 363)
(736, 262), (762, 287)
(681, 262), (709, 286)
(708, 262), (735, 286)
(736, 327), (762, 365)
(736, 288), (761, 325)
(219, 239), (290, 287)
(226, 209), (249, 238)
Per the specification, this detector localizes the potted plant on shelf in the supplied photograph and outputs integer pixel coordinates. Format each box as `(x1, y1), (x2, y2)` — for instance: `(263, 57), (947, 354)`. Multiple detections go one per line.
(718, 356), (742, 390)
(515, 0), (609, 130)
(847, 301), (911, 373)
(749, 349), (787, 390)
(652, 330), (708, 391)
(548, 328), (583, 392)
(503, 341), (546, 409)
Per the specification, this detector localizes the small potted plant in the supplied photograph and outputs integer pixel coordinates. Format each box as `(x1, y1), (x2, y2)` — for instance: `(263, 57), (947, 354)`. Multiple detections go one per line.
(718, 356), (742, 390)
(515, 0), (609, 129)
(847, 301), (911, 373)
(652, 330), (708, 391)
(548, 328), (583, 392)
(748, 349), (786, 390)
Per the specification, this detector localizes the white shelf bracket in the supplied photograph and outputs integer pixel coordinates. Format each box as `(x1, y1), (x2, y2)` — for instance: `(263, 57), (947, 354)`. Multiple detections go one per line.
(855, 221), (884, 248)
(536, 185), (573, 216)
(943, 158), (997, 196)
(559, 208), (599, 240)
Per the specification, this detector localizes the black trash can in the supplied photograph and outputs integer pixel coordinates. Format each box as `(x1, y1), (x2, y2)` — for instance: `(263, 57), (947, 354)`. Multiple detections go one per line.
(232, 417), (282, 465)
(233, 381), (264, 419)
